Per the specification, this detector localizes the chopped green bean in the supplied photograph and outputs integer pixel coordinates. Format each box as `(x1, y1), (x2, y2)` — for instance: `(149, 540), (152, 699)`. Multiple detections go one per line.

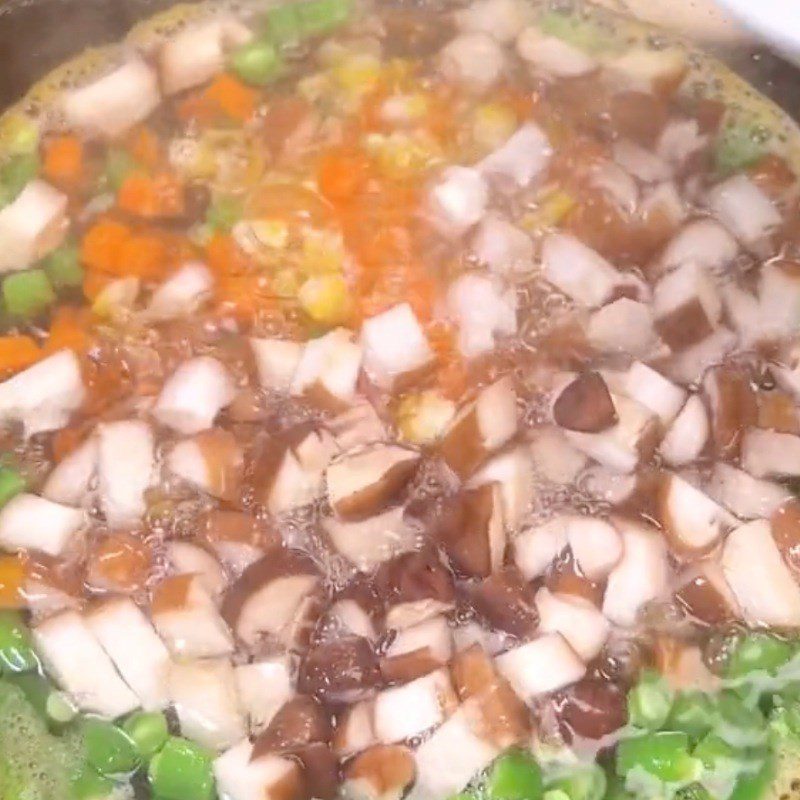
(617, 731), (701, 784)
(667, 691), (715, 741)
(148, 737), (215, 800)
(726, 633), (794, 679)
(231, 38), (283, 85)
(43, 242), (83, 290)
(81, 718), (140, 776)
(3, 269), (55, 318)
(266, 3), (302, 43)
(715, 692), (768, 749)
(0, 152), (39, 203)
(122, 711), (169, 759)
(545, 765), (606, 800)
(70, 765), (116, 800)
(0, 610), (37, 673)
(485, 750), (543, 800)
(628, 670), (674, 731)
(296, 0), (352, 35)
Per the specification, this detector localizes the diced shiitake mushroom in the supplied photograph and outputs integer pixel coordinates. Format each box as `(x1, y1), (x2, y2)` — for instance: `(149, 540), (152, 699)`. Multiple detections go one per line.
(146, 261), (214, 320)
(168, 429), (244, 502)
(702, 365), (758, 459)
(603, 47), (687, 95)
(373, 668), (458, 745)
(553, 372), (617, 433)
(612, 139), (671, 183)
(512, 517), (568, 581)
(758, 261), (800, 341)
(707, 174), (782, 249)
(252, 694), (332, 757)
(97, 419), (154, 528)
(618, 362), (686, 426)
(299, 636), (380, 704)
(657, 473), (730, 558)
(0, 349), (85, 437)
(235, 658), (294, 735)
(535, 587), (610, 661)
(516, 26), (598, 78)
(343, 744), (416, 800)
(664, 326), (738, 387)
(427, 166), (489, 236)
(653, 261), (721, 351)
(564, 516), (622, 580)
(722, 519), (800, 627)
(579, 466), (639, 508)
(329, 402), (386, 451)
(494, 633), (586, 701)
(470, 214), (534, 276)
(0, 180), (68, 272)
(590, 161), (639, 215)
(706, 462), (791, 520)
(674, 559), (741, 626)
(86, 597), (171, 710)
(159, 17), (253, 95)
(323, 506), (418, 572)
(657, 119), (708, 170)
(659, 395), (709, 467)
(0, 493), (86, 557)
(214, 740), (303, 800)
(439, 34), (506, 94)
(166, 540), (227, 598)
(380, 615), (453, 683)
(221, 549), (321, 651)
(602, 518), (670, 627)
(659, 218), (739, 277)
(360, 303), (434, 389)
(154, 356), (237, 435)
(528, 427), (588, 486)
(43, 435), (97, 507)
(741, 428), (800, 479)
(455, 0), (527, 42)
(327, 598), (377, 641)
(251, 338), (303, 393)
(469, 567), (538, 639)
(326, 444), (420, 521)
(541, 233), (625, 308)
(290, 328), (362, 410)
(199, 509), (272, 575)
(438, 377), (518, 479)
(445, 272), (518, 358)
(151, 574), (234, 658)
(62, 58), (161, 138)
(587, 298), (658, 357)
(478, 122), (553, 189)
(33, 610), (139, 718)
(168, 658), (245, 751)
(334, 700), (377, 759)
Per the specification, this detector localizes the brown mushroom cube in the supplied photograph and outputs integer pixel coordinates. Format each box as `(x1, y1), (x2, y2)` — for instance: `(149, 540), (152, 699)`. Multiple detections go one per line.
(553, 372), (617, 433)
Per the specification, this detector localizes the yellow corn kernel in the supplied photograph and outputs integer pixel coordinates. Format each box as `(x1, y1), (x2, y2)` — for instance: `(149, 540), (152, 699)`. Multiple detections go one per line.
(396, 391), (456, 445)
(92, 276), (140, 319)
(366, 131), (441, 180)
(520, 188), (576, 232)
(472, 102), (518, 151)
(273, 268), (301, 298)
(298, 274), (352, 326)
(302, 228), (344, 274)
(333, 54), (382, 96)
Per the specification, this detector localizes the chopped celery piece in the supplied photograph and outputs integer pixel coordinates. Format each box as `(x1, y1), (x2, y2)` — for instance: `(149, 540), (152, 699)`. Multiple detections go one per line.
(1, 152), (39, 201)
(617, 731), (700, 784)
(148, 737), (215, 800)
(5, 673), (75, 729)
(628, 670), (674, 731)
(206, 195), (242, 232)
(71, 765), (116, 800)
(715, 693), (768, 749)
(3, 269), (55, 318)
(266, 3), (303, 43)
(122, 711), (169, 759)
(727, 633), (794, 679)
(485, 750), (543, 800)
(43, 242), (83, 290)
(104, 148), (138, 192)
(667, 691), (715, 741)
(0, 465), (25, 508)
(538, 11), (613, 54)
(297, 0), (351, 35)
(231, 38), (283, 85)
(545, 765), (606, 800)
(715, 122), (769, 176)
(81, 718), (140, 776)
(0, 610), (37, 673)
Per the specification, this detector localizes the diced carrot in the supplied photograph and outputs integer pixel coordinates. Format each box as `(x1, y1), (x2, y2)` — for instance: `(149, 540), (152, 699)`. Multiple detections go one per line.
(117, 171), (185, 218)
(205, 73), (259, 122)
(118, 234), (168, 280)
(43, 135), (85, 188)
(86, 532), (152, 594)
(127, 126), (161, 170)
(318, 149), (371, 203)
(47, 306), (92, 354)
(216, 273), (274, 322)
(0, 335), (42, 373)
(83, 270), (113, 300)
(177, 89), (218, 125)
(0, 555), (25, 609)
(205, 232), (252, 277)
(81, 220), (131, 274)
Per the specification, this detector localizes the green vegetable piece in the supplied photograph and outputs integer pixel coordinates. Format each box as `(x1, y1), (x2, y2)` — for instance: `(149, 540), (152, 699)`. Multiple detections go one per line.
(545, 765), (606, 800)
(104, 148), (138, 192)
(206, 195), (243, 232)
(729, 755), (774, 800)
(1, 152), (39, 202)
(81, 717), (140, 776)
(5, 673), (76, 730)
(0, 465), (25, 509)
(693, 733), (739, 769)
(617, 731), (700, 784)
(3, 269), (55, 318)
(266, 3), (303, 43)
(148, 736), (215, 800)
(727, 632), (794, 679)
(538, 11), (612, 54)
(231, 38), (283, 85)
(297, 0), (351, 35)
(485, 750), (543, 800)
(715, 692), (767, 749)
(543, 791), (571, 800)
(71, 765), (116, 800)
(123, 711), (169, 759)
(0, 610), (37, 672)
(627, 670), (674, 731)
(715, 122), (769, 176)
(667, 691), (715, 741)
(43, 243), (83, 290)
(3, 116), (40, 155)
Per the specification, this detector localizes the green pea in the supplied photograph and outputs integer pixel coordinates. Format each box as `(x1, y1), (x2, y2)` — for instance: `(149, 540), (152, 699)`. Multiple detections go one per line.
(545, 765), (606, 800)
(0, 152), (39, 202)
(0, 610), (37, 673)
(726, 633), (794, 679)
(627, 670), (674, 731)
(231, 38), (282, 86)
(296, 0), (352, 36)
(43, 243), (83, 291)
(81, 718), (140, 776)
(617, 731), (701, 784)
(666, 691), (715, 741)
(485, 750), (543, 800)
(3, 269), (55, 319)
(148, 737), (215, 800)
(266, 3), (302, 44)
(71, 765), (116, 800)
(122, 711), (169, 759)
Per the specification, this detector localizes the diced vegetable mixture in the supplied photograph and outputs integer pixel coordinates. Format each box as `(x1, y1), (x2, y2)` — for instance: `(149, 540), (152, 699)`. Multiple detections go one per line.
(3, 0), (800, 798)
